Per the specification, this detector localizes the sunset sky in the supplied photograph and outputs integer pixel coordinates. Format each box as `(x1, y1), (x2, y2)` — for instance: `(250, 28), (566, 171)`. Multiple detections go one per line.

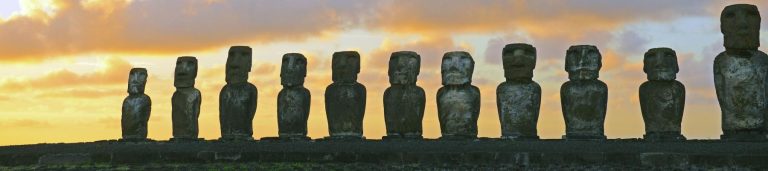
(0, 0), (766, 145)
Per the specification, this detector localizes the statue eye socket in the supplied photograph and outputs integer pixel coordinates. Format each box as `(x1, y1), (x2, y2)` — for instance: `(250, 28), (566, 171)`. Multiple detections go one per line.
(748, 10), (759, 16)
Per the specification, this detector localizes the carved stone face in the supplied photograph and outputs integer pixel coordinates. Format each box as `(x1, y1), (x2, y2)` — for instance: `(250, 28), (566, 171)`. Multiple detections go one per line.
(389, 51), (420, 85)
(225, 46), (252, 84)
(565, 45), (602, 80)
(721, 4), (761, 50)
(644, 48), (679, 81)
(127, 68), (147, 94)
(281, 53), (307, 86)
(331, 51), (360, 84)
(441, 51), (474, 85)
(502, 43), (536, 80)
(174, 56), (198, 88)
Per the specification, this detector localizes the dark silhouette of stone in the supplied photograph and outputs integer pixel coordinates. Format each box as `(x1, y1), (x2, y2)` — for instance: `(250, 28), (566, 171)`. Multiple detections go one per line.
(437, 51), (480, 140)
(219, 46), (257, 141)
(383, 51), (426, 140)
(640, 48), (686, 141)
(715, 4), (768, 141)
(121, 68), (151, 141)
(171, 56), (202, 141)
(325, 51), (366, 140)
(561, 45), (607, 140)
(497, 43), (541, 140)
(278, 53), (311, 140)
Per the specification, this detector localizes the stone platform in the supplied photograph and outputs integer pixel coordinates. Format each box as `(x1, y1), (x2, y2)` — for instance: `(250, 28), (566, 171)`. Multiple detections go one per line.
(0, 139), (767, 170)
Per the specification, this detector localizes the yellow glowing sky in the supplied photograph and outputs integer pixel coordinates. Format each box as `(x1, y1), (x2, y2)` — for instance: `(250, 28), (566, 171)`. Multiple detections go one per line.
(0, 0), (766, 145)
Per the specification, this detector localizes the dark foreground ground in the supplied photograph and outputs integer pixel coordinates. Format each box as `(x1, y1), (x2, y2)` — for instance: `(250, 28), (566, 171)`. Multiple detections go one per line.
(0, 139), (767, 170)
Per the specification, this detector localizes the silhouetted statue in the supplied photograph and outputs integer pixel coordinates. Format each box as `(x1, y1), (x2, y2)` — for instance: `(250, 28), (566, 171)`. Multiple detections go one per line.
(497, 44), (541, 140)
(325, 51), (366, 140)
(383, 51), (425, 140)
(171, 56), (202, 141)
(561, 45), (607, 140)
(714, 4), (768, 141)
(437, 51), (480, 140)
(278, 53), (311, 140)
(219, 46), (257, 141)
(121, 68), (151, 141)
(640, 48), (686, 141)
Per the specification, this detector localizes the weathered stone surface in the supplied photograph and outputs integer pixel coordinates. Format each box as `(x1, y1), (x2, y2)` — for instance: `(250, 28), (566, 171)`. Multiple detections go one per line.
(384, 51), (426, 139)
(122, 68), (151, 141)
(172, 56), (202, 141)
(325, 51), (366, 139)
(640, 48), (686, 141)
(714, 4), (768, 141)
(497, 44), (541, 140)
(278, 53), (311, 140)
(437, 51), (480, 140)
(561, 45), (607, 140)
(219, 46), (257, 141)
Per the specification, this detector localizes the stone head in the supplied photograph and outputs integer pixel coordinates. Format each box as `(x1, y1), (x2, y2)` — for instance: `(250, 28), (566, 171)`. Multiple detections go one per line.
(174, 56), (198, 88)
(127, 68), (148, 94)
(441, 51), (474, 85)
(721, 4), (761, 50)
(281, 53), (307, 87)
(565, 45), (602, 80)
(225, 46), (252, 84)
(643, 48), (679, 81)
(331, 51), (361, 84)
(388, 51), (421, 85)
(502, 43), (536, 80)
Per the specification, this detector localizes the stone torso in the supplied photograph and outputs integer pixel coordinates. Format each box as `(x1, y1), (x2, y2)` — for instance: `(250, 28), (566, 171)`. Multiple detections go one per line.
(497, 80), (541, 138)
(219, 83), (258, 138)
(383, 85), (426, 137)
(172, 88), (202, 139)
(122, 94), (151, 139)
(561, 80), (607, 137)
(715, 51), (768, 131)
(639, 80), (685, 133)
(277, 86), (311, 137)
(437, 85), (480, 137)
(325, 83), (366, 137)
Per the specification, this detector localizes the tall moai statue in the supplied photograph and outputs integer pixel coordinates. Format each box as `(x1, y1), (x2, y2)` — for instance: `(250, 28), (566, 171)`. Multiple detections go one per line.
(325, 51), (366, 140)
(219, 46), (258, 141)
(714, 4), (768, 141)
(561, 45), (607, 140)
(383, 51), (426, 140)
(121, 68), (152, 141)
(171, 56), (202, 141)
(640, 48), (686, 141)
(437, 51), (480, 140)
(497, 44), (541, 140)
(278, 53), (311, 140)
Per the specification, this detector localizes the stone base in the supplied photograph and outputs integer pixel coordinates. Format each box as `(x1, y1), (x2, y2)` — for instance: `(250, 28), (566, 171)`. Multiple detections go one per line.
(501, 135), (540, 141)
(269, 136), (311, 141)
(169, 138), (205, 142)
(320, 136), (366, 141)
(218, 136), (254, 142)
(721, 130), (767, 142)
(644, 132), (686, 141)
(118, 138), (153, 142)
(439, 135), (477, 141)
(563, 134), (606, 141)
(382, 135), (423, 141)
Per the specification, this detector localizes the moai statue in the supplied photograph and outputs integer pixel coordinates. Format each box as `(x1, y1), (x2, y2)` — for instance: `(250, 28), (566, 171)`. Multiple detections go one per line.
(383, 51), (426, 140)
(121, 68), (152, 141)
(219, 46), (258, 141)
(714, 4), (768, 141)
(561, 45), (607, 140)
(437, 51), (480, 140)
(497, 44), (541, 140)
(278, 53), (311, 140)
(640, 48), (686, 141)
(171, 56), (202, 141)
(325, 51), (366, 140)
